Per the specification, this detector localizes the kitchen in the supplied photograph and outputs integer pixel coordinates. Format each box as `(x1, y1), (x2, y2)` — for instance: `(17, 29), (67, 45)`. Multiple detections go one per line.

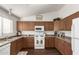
(0, 4), (79, 55)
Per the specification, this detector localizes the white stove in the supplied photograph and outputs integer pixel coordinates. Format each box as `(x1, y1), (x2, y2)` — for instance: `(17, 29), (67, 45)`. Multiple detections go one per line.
(34, 26), (45, 49)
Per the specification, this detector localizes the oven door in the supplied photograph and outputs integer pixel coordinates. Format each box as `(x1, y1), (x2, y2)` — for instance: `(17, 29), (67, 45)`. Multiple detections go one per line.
(34, 36), (45, 49)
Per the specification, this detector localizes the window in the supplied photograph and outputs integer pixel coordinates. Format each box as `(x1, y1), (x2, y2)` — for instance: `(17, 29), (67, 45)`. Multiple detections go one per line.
(3, 18), (13, 34)
(0, 17), (2, 36)
(0, 17), (13, 36)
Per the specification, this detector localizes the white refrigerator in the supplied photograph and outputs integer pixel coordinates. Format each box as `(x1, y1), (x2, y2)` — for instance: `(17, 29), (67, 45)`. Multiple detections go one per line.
(71, 18), (79, 55)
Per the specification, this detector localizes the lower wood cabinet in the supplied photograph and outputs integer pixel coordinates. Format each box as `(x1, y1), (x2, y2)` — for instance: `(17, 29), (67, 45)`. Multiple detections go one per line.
(10, 38), (23, 55)
(64, 41), (72, 55)
(10, 37), (34, 55)
(55, 37), (72, 55)
(45, 37), (55, 48)
(10, 36), (72, 55)
(23, 37), (34, 48)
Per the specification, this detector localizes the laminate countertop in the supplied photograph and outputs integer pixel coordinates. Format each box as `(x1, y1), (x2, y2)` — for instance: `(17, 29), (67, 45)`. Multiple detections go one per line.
(0, 35), (71, 47)
(0, 36), (23, 47)
(56, 36), (71, 44)
(45, 35), (71, 43)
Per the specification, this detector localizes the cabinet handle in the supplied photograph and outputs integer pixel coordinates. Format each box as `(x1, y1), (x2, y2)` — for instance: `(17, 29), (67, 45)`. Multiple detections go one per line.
(40, 40), (43, 44)
(36, 40), (39, 44)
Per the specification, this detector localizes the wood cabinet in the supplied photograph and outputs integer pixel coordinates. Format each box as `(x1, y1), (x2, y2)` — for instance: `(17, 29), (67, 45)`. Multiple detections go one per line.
(10, 38), (23, 55)
(64, 41), (72, 55)
(10, 37), (34, 55)
(44, 22), (54, 31)
(54, 19), (72, 31)
(17, 21), (23, 31)
(10, 40), (17, 55)
(54, 20), (65, 31)
(17, 21), (54, 31)
(23, 37), (34, 48)
(54, 20), (60, 31)
(62, 11), (79, 31)
(64, 18), (72, 31)
(57, 38), (65, 54)
(55, 37), (58, 49)
(59, 20), (65, 30)
(55, 37), (72, 55)
(22, 22), (34, 31)
(45, 37), (55, 48)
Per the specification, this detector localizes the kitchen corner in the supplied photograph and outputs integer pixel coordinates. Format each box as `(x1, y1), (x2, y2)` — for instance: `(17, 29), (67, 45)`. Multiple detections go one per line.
(0, 30), (72, 55)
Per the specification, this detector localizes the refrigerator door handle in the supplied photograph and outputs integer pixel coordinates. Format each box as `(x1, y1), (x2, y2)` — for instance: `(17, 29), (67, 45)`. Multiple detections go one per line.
(71, 23), (75, 52)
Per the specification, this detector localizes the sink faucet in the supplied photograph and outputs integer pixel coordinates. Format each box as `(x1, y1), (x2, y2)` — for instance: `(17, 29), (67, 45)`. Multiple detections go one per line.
(4, 36), (9, 41)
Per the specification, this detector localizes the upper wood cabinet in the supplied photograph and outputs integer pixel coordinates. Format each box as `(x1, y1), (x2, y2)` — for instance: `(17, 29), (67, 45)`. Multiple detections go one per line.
(54, 20), (65, 31)
(54, 12), (79, 31)
(34, 22), (54, 31)
(64, 18), (72, 31)
(44, 22), (54, 31)
(59, 20), (65, 30)
(17, 21), (23, 31)
(54, 19), (72, 31)
(54, 20), (60, 31)
(17, 21), (54, 31)
(63, 11), (79, 31)
(22, 22), (34, 31)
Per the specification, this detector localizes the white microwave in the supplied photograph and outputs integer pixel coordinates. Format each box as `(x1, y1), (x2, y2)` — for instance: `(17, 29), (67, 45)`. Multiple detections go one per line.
(35, 26), (44, 31)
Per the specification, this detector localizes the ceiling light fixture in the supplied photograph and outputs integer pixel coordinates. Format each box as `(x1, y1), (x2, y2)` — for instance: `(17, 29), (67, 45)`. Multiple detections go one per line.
(9, 8), (12, 15)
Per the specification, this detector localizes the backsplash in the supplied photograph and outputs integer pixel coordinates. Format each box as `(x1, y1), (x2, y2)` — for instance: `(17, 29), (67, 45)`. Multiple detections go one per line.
(22, 31), (54, 35)
(58, 31), (71, 37)
(22, 31), (71, 37)
(22, 31), (35, 35)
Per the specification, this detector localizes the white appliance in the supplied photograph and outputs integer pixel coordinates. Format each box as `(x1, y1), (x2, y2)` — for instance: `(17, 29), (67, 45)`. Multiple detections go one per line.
(0, 43), (11, 55)
(34, 26), (45, 49)
(71, 18), (79, 55)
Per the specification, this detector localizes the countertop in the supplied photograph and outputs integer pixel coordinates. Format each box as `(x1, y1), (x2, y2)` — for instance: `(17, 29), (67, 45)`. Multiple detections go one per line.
(56, 36), (71, 43)
(0, 36), (23, 47)
(0, 35), (71, 47)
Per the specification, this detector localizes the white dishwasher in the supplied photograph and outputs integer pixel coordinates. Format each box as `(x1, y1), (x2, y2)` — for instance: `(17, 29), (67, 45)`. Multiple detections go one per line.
(0, 43), (11, 55)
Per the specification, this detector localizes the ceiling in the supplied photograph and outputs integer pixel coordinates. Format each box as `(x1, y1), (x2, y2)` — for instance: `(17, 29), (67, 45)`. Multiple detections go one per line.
(0, 4), (65, 18)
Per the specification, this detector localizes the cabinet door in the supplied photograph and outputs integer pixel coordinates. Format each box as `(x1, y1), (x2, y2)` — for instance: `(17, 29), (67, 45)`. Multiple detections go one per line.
(58, 39), (65, 54)
(10, 38), (23, 55)
(44, 22), (54, 31)
(64, 18), (72, 31)
(64, 42), (72, 55)
(54, 20), (65, 31)
(17, 21), (23, 31)
(49, 37), (54, 48)
(59, 20), (65, 30)
(23, 37), (34, 48)
(16, 38), (23, 52)
(27, 37), (34, 48)
(55, 38), (72, 55)
(63, 11), (79, 31)
(54, 21), (60, 31)
(45, 37), (49, 48)
(55, 38), (64, 54)
(22, 22), (34, 31)
(49, 22), (54, 31)
(10, 40), (17, 55)
(45, 37), (54, 48)
(55, 38), (59, 49)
